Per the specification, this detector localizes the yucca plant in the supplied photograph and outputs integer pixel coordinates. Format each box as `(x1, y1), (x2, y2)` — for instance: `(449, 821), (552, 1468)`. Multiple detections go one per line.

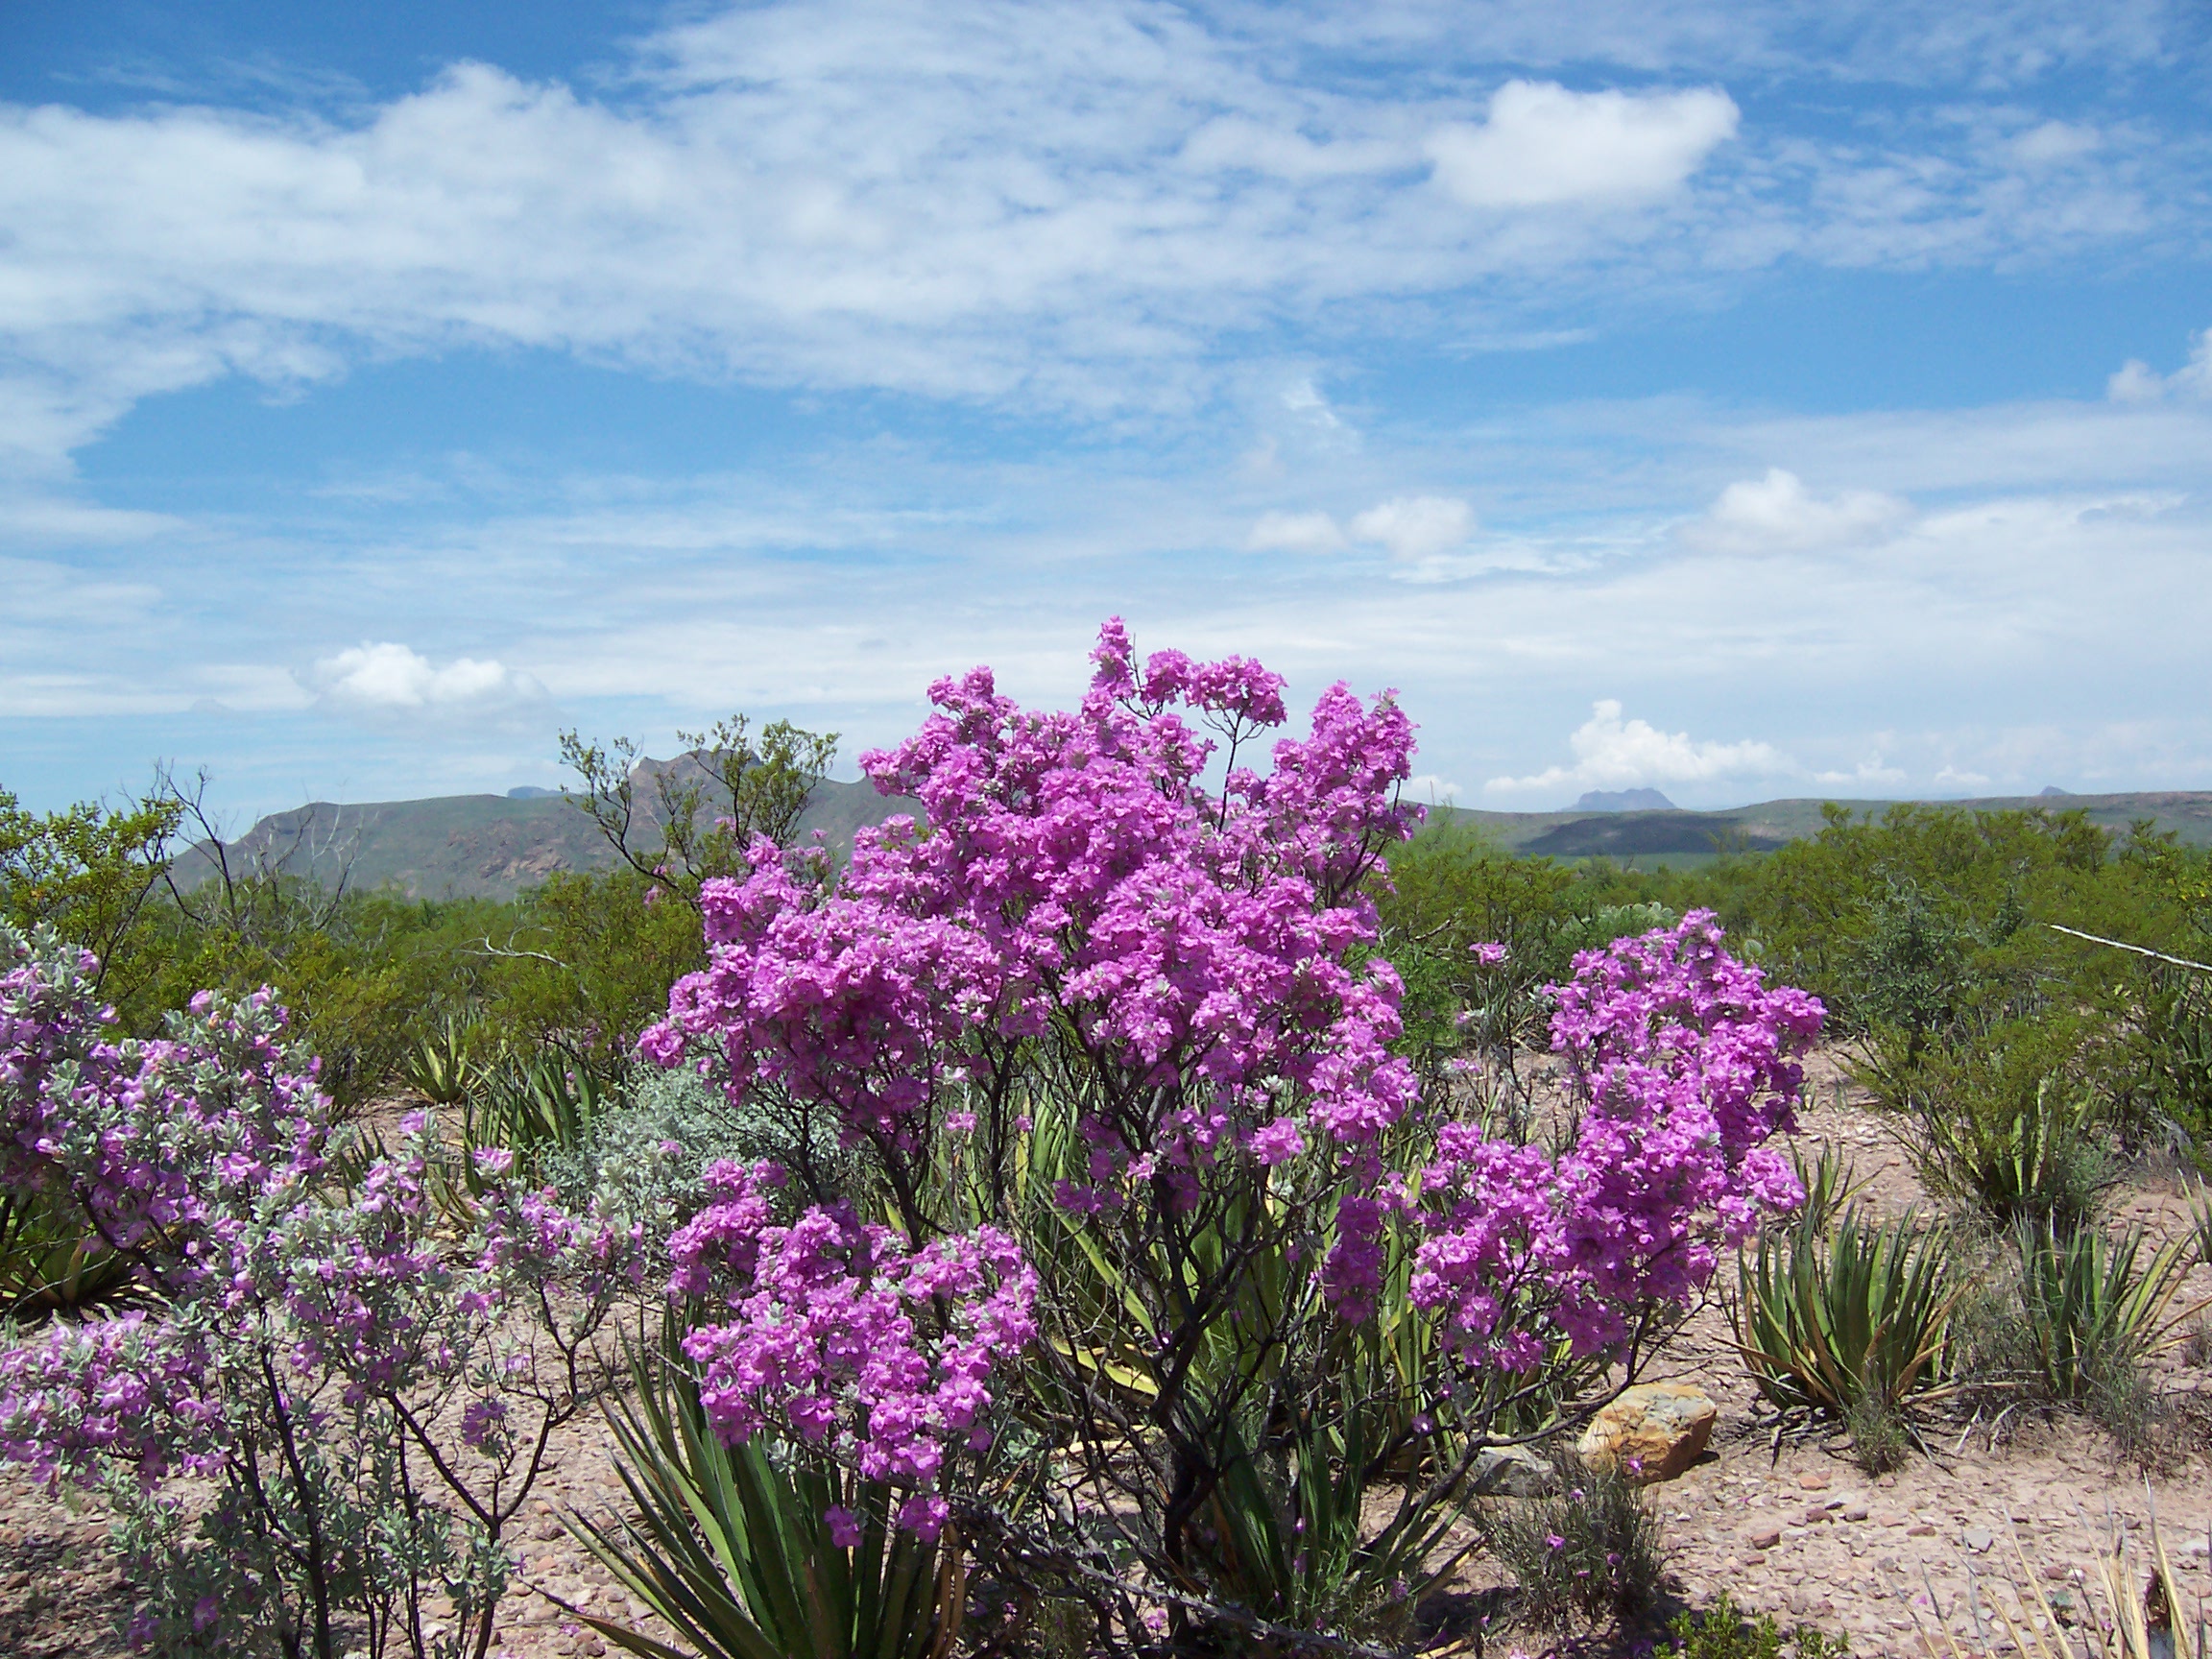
(1192, 1367), (1476, 1648)
(1732, 1151), (1962, 1469)
(1734, 1204), (1961, 1417)
(1906, 1072), (2111, 1233)
(0, 1187), (139, 1319)
(399, 1012), (487, 1106)
(2012, 1218), (2200, 1403)
(563, 1336), (957, 1659)
(2187, 1182), (2212, 1272)
(469, 1047), (608, 1177)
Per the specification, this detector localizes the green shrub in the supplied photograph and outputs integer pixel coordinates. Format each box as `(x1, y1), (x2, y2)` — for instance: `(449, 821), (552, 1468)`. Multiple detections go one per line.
(1484, 1453), (1668, 1628)
(1882, 1065), (2112, 1233)
(1663, 1593), (1848, 1659)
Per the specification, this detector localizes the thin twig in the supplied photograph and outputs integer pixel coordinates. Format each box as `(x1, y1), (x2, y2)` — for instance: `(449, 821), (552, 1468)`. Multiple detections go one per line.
(2045, 925), (2212, 976)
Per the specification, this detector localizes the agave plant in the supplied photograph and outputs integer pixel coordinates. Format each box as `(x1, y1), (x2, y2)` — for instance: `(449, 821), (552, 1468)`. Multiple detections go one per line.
(2011, 1217), (2200, 1402)
(469, 1047), (609, 1176)
(399, 1012), (487, 1106)
(562, 1337), (957, 1659)
(0, 1187), (139, 1319)
(1732, 1160), (1963, 1430)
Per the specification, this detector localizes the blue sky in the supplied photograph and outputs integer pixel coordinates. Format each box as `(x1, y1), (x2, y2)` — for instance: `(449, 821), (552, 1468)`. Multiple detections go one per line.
(4, 0), (2210, 822)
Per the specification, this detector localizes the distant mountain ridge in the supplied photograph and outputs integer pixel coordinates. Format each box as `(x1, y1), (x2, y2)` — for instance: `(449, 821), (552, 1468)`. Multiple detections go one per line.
(1572, 787), (1677, 812)
(174, 770), (914, 902)
(177, 782), (2212, 901)
(1434, 790), (2212, 861)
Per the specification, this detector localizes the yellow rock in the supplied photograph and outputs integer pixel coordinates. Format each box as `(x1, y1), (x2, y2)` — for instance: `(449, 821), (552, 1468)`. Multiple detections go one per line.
(1575, 1382), (1715, 1483)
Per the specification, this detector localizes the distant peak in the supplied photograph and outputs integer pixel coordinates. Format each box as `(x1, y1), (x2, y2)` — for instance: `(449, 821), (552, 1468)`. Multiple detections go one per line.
(507, 785), (560, 799)
(1574, 787), (1677, 812)
(2037, 784), (2072, 797)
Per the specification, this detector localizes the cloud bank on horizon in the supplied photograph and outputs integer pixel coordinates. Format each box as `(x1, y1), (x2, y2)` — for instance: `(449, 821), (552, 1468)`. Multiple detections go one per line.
(2, 0), (2209, 817)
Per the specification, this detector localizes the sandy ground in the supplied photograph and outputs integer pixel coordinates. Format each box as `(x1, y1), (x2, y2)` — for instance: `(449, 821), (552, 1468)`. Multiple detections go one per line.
(4, 1051), (2206, 1658)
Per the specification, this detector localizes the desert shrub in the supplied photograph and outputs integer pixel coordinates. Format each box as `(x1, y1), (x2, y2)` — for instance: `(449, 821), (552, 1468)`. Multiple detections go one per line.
(1663, 1593), (1848, 1659)
(0, 923), (653, 1659)
(0, 785), (184, 1022)
(629, 623), (1823, 1655)
(1732, 1167), (1961, 1472)
(1485, 1453), (1668, 1628)
(1380, 820), (1579, 1078)
(1879, 1064), (2113, 1233)
(1960, 1218), (2200, 1452)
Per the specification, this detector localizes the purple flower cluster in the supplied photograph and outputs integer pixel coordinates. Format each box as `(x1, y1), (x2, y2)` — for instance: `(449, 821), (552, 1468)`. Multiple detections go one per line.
(669, 1163), (1036, 1539)
(0, 1313), (215, 1487)
(2, 943), (327, 1287)
(1412, 911), (1822, 1363)
(0, 925), (638, 1501)
(641, 618), (1419, 1246)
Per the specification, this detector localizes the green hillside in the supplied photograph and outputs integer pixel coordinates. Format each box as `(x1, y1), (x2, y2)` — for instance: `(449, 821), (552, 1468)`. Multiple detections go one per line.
(1433, 790), (2212, 861)
(176, 783), (2212, 901)
(173, 776), (914, 902)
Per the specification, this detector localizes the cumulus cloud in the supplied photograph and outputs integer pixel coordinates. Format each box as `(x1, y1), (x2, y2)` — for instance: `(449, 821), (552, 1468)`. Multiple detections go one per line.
(1682, 468), (1910, 554)
(1246, 510), (1347, 554)
(2107, 328), (2212, 402)
(1425, 81), (1739, 208)
(1485, 699), (1790, 797)
(1405, 773), (1463, 805)
(309, 642), (546, 716)
(1348, 495), (1474, 561)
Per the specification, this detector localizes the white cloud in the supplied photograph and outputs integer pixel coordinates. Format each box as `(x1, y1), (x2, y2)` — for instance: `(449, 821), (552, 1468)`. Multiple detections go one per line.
(1425, 81), (1739, 208)
(2107, 359), (2166, 403)
(1245, 510), (1346, 555)
(1348, 495), (1474, 561)
(1934, 763), (1992, 788)
(0, 1), (2187, 478)
(2009, 121), (2101, 166)
(1682, 468), (1910, 554)
(1813, 757), (1908, 787)
(1486, 699), (1791, 797)
(2105, 329), (2212, 403)
(1404, 773), (1463, 805)
(309, 642), (546, 715)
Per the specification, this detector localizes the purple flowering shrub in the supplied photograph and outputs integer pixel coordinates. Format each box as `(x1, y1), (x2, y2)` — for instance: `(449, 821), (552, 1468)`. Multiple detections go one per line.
(636, 622), (1825, 1650)
(0, 924), (647, 1659)
(1414, 914), (1821, 1368)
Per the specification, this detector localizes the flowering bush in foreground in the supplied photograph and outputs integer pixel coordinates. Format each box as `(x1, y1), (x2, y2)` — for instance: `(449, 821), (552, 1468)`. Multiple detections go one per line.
(0, 925), (640, 1659)
(641, 620), (1823, 1653)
